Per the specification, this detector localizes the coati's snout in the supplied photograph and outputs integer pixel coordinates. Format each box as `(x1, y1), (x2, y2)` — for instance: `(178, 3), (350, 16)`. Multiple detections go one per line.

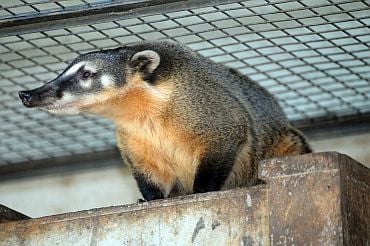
(19, 82), (59, 108)
(18, 90), (37, 107)
(18, 75), (84, 114)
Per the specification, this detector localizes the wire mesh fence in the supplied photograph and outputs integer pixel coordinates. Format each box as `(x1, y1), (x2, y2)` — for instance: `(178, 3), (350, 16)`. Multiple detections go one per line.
(0, 0), (134, 22)
(0, 0), (369, 166)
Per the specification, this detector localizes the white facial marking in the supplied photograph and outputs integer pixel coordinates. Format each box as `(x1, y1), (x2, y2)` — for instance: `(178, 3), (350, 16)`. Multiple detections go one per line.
(101, 74), (115, 88)
(64, 61), (97, 77)
(42, 92), (80, 115)
(59, 92), (75, 104)
(65, 62), (86, 76)
(84, 63), (97, 73)
(80, 78), (93, 88)
(43, 107), (80, 115)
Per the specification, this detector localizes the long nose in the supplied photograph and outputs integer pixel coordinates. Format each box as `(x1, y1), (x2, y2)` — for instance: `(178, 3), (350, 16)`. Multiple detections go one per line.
(18, 90), (35, 107)
(18, 81), (59, 108)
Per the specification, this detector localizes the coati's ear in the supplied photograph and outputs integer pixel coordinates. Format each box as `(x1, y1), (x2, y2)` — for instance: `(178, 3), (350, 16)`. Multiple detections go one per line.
(130, 50), (160, 74)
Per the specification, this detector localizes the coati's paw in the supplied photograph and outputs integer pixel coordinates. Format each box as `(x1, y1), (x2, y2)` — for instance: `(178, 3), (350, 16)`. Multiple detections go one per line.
(137, 198), (147, 203)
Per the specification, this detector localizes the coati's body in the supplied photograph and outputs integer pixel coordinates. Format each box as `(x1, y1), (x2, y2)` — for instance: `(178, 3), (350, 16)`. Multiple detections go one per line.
(19, 41), (311, 200)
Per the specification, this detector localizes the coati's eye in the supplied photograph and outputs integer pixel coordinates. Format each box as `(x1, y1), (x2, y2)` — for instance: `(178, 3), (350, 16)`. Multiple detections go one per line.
(81, 71), (92, 79)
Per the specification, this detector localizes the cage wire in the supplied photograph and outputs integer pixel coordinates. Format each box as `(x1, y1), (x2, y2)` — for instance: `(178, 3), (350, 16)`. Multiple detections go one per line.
(0, 0), (369, 166)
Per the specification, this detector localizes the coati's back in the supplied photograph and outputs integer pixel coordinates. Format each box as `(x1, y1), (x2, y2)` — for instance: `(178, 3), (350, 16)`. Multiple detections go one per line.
(144, 42), (309, 145)
(19, 40), (311, 200)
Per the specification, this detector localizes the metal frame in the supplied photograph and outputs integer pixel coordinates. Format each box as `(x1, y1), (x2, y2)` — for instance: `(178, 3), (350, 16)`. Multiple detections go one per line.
(0, 0), (233, 35)
(0, 148), (121, 181)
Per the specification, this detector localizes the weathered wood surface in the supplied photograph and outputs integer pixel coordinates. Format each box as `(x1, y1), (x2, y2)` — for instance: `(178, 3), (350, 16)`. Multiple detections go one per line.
(259, 152), (369, 245)
(337, 154), (370, 245)
(0, 152), (369, 245)
(0, 186), (269, 245)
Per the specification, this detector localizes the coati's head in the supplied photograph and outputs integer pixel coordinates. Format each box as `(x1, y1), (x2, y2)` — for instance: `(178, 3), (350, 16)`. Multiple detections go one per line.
(18, 46), (167, 119)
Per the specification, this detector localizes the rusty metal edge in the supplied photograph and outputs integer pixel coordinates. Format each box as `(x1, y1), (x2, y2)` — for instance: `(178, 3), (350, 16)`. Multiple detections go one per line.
(0, 0), (241, 36)
(293, 113), (370, 140)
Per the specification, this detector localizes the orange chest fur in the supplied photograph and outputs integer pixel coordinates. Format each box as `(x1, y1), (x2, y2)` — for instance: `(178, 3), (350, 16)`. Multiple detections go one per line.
(118, 116), (204, 194)
(121, 121), (205, 193)
(105, 78), (205, 193)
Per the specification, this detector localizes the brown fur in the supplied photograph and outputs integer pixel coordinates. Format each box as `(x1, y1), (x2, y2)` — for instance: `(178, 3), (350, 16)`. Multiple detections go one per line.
(77, 74), (170, 121)
(85, 73), (207, 196)
(266, 130), (308, 158)
(20, 41), (311, 200)
(81, 73), (307, 195)
(223, 134), (255, 189)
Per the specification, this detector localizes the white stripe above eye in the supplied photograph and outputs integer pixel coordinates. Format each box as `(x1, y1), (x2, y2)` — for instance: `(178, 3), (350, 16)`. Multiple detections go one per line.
(101, 74), (115, 88)
(64, 62), (97, 77)
(64, 62), (86, 76)
(84, 63), (97, 73)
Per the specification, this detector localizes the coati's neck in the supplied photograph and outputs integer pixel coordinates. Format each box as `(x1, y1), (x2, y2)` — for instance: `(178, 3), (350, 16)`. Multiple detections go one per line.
(111, 85), (170, 130)
(97, 84), (172, 130)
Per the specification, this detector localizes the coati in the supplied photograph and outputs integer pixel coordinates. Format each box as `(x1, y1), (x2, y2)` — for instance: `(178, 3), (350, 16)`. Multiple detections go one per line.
(19, 41), (311, 201)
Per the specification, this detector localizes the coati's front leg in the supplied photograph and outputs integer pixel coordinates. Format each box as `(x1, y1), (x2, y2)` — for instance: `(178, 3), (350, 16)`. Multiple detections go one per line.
(193, 149), (237, 193)
(132, 169), (164, 201)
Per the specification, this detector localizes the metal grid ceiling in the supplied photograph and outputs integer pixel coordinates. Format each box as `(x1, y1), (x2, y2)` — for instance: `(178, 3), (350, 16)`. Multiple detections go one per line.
(1, 0), (369, 165)
(0, 0), (129, 21)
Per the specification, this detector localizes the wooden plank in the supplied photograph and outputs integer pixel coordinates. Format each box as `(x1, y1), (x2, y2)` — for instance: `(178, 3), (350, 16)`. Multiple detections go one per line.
(337, 154), (370, 245)
(0, 186), (269, 246)
(0, 152), (369, 245)
(259, 152), (370, 245)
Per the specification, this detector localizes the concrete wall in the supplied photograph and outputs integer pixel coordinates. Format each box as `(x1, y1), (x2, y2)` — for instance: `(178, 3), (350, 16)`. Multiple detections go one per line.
(0, 133), (369, 218)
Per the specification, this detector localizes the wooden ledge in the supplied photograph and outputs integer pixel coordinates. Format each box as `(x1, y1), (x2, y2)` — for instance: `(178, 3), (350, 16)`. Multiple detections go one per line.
(0, 152), (369, 245)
